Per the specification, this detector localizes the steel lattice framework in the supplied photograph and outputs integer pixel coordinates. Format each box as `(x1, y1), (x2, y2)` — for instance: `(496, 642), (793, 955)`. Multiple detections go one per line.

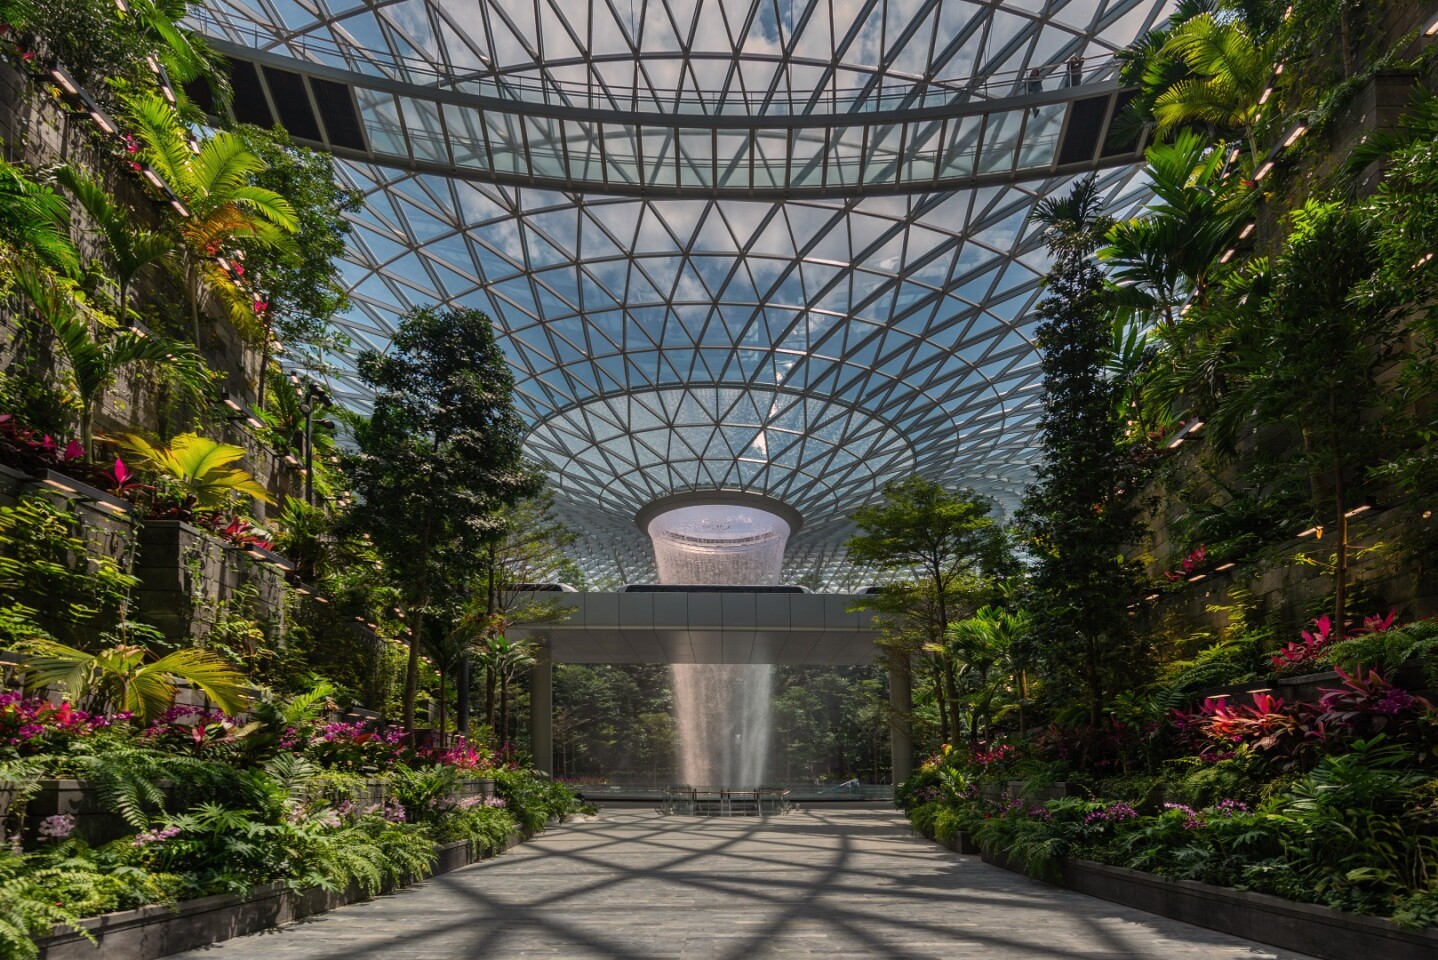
(194, 1), (1173, 587)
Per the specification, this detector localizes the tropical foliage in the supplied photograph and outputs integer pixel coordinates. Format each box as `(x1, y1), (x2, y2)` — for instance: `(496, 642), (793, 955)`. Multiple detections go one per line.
(890, 0), (1438, 936)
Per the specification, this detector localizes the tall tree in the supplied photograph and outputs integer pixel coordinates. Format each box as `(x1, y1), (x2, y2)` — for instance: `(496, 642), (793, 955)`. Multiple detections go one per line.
(345, 305), (537, 731)
(1018, 176), (1147, 729)
(1190, 200), (1395, 638)
(443, 487), (578, 740)
(477, 633), (535, 749)
(847, 476), (1010, 747)
(231, 125), (362, 401)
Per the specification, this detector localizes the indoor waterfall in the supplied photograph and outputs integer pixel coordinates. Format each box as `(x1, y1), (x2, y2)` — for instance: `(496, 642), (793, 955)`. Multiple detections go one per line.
(647, 504), (788, 786)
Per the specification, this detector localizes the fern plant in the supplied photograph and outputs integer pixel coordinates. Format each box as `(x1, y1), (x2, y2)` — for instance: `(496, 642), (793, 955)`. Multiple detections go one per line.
(0, 848), (94, 960)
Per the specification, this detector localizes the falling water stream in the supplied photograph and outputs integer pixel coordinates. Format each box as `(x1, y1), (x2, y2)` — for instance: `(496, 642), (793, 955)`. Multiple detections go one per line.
(647, 504), (789, 787)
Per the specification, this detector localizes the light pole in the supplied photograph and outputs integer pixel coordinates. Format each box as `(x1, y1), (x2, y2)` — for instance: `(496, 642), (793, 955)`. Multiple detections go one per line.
(293, 377), (332, 506)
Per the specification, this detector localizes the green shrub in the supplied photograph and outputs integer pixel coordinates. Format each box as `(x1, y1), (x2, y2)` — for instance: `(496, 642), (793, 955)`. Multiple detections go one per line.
(492, 767), (582, 834)
(1324, 620), (1438, 680)
(431, 804), (516, 856)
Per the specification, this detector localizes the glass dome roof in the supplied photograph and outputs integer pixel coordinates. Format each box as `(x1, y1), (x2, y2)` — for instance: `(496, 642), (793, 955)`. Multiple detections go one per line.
(192, 1), (1173, 587)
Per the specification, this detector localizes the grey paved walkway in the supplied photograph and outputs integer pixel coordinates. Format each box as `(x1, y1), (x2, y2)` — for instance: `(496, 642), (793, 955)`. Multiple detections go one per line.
(167, 806), (1315, 959)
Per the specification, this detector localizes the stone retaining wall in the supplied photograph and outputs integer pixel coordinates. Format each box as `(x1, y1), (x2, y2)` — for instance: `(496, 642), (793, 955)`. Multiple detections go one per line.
(931, 832), (1438, 960)
(36, 830), (525, 960)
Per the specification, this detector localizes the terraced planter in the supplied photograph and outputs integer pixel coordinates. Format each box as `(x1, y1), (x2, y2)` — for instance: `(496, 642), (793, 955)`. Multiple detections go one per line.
(36, 831), (523, 960)
(27, 780), (173, 846)
(1061, 859), (1438, 960)
(946, 836), (1438, 960)
(134, 520), (287, 644)
(920, 826), (980, 855)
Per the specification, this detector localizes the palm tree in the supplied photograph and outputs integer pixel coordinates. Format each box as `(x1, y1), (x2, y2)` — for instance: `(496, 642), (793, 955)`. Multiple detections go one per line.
(21, 638), (250, 721)
(13, 263), (206, 458)
(475, 633), (535, 749)
(121, 91), (297, 348)
(127, 0), (232, 108)
(948, 606), (1032, 740)
(0, 157), (79, 277)
(1112, 0), (1221, 145)
(1153, 13), (1281, 164)
(117, 432), (274, 513)
(55, 165), (175, 322)
(1036, 174), (1113, 256)
(1102, 132), (1250, 338)
(423, 618), (480, 744)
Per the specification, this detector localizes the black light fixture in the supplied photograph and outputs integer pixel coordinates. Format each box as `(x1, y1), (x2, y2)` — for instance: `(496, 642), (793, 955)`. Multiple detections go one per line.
(294, 378), (336, 506)
(161, 185), (190, 218)
(218, 391), (263, 429)
(49, 63), (79, 95)
(1165, 418), (1205, 450)
(1344, 496), (1379, 519)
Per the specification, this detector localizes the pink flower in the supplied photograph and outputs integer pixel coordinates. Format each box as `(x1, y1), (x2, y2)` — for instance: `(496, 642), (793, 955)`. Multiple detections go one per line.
(133, 825), (182, 847)
(38, 814), (75, 840)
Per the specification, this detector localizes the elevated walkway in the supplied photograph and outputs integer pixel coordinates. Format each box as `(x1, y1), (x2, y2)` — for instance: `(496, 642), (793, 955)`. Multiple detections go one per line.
(506, 590), (879, 664)
(193, 28), (1147, 197)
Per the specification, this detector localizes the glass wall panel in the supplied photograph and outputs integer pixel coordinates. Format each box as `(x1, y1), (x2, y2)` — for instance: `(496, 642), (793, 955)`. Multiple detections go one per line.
(525, 115), (566, 178)
(564, 119), (603, 181)
(903, 119), (944, 183)
(753, 129), (788, 189)
(979, 109), (1023, 174)
(354, 88), (407, 158)
(862, 123), (903, 185)
(442, 103), (489, 170)
(642, 127), (677, 186)
(828, 125), (866, 187)
(790, 128), (827, 187)
(399, 97), (448, 164)
(940, 115), (982, 178)
(483, 109), (527, 175)
(715, 130), (752, 189)
(677, 128), (715, 188)
(603, 124), (641, 186)
(1016, 103), (1065, 171)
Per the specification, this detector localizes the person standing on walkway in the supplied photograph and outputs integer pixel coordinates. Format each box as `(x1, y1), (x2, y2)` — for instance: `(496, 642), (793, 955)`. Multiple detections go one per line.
(1025, 68), (1043, 116)
(1064, 54), (1084, 88)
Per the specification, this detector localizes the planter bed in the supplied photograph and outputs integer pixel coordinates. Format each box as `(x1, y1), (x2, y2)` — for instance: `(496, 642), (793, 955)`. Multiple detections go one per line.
(954, 839), (1438, 960)
(22, 778), (497, 846)
(918, 826), (980, 855)
(37, 830), (524, 960)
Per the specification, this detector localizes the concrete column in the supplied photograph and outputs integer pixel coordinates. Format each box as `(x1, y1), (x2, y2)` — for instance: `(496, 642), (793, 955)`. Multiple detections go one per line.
(888, 654), (913, 785)
(529, 639), (553, 776)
